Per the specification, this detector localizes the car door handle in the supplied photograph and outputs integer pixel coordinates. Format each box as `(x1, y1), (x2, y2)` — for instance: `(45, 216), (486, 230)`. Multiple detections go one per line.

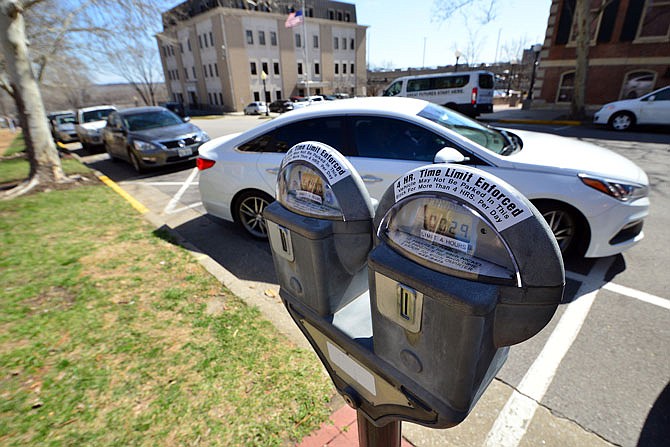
(266, 167), (279, 175)
(361, 175), (384, 183)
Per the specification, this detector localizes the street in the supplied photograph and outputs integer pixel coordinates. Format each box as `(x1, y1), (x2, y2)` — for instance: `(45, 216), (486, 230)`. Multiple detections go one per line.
(68, 115), (669, 447)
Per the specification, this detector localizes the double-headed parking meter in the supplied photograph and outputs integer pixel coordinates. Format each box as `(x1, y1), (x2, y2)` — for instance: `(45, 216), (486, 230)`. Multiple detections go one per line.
(264, 143), (565, 436)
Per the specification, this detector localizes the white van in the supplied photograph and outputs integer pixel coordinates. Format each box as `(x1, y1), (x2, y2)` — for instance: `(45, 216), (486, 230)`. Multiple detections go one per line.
(382, 70), (494, 116)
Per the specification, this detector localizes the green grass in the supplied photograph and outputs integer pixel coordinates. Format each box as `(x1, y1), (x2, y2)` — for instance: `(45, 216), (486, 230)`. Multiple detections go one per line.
(0, 182), (333, 446)
(0, 134), (92, 185)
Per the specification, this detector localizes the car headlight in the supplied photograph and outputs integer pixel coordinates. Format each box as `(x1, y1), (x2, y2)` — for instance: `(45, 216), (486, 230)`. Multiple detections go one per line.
(579, 174), (648, 201)
(194, 132), (210, 143)
(133, 140), (161, 152)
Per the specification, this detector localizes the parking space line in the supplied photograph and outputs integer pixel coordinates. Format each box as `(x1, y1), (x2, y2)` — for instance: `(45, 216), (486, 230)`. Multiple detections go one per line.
(485, 258), (613, 447)
(566, 271), (669, 310)
(164, 167), (199, 214)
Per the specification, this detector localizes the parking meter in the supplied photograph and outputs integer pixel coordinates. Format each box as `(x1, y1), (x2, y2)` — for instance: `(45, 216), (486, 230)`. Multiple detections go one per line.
(263, 141), (375, 316)
(368, 164), (564, 421)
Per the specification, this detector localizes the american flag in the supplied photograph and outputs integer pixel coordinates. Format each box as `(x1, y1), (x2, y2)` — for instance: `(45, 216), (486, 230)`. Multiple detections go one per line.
(285, 9), (303, 28)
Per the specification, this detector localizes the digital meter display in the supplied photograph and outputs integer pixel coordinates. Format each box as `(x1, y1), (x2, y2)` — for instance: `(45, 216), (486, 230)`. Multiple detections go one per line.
(379, 196), (518, 282)
(278, 163), (344, 219)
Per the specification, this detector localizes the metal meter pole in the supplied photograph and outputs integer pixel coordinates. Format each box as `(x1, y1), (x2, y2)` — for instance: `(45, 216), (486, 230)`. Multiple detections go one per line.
(357, 410), (401, 447)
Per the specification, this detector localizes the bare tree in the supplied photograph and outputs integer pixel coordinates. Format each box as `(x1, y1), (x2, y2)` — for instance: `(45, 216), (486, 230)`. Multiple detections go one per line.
(1, 0), (68, 198)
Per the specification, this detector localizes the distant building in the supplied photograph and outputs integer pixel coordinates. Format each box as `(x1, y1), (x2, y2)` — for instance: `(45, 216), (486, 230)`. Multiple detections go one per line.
(534, 0), (670, 107)
(156, 0), (368, 113)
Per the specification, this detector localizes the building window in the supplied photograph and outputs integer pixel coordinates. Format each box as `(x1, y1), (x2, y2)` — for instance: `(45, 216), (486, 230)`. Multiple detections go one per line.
(337, 11), (343, 21)
(313, 35), (319, 48)
(246, 30), (254, 45)
(209, 64), (213, 77)
(179, 42), (183, 53)
(254, 91), (260, 101)
(209, 31), (214, 46)
(620, 70), (656, 99)
(250, 62), (257, 75)
(259, 30), (266, 45)
(328, 9), (334, 20)
(273, 62), (280, 75)
(334, 37), (338, 49)
(568, 0), (606, 44)
(295, 33), (301, 47)
(187, 38), (191, 51)
(350, 38), (355, 50)
(334, 63), (339, 74)
(214, 63), (219, 76)
(350, 63), (354, 73)
(184, 68), (188, 79)
(314, 62), (320, 75)
(345, 12), (351, 22)
(637, 0), (670, 40)
(341, 37), (346, 49)
(219, 92), (223, 105)
(203, 34), (208, 48)
(262, 62), (269, 75)
(203, 65), (207, 77)
(556, 71), (575, 103)
(306, 7), (313, 17)
(192, 66), (196, 78)
(270, 31), (277, 46)
(343, 63), (347, 74)
(276, 90), (282, 100)
(199, 35), (203, 48)
(297, 62), (303, 75)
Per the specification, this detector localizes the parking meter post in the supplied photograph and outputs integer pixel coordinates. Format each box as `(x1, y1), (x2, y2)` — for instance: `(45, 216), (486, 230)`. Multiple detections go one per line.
(357, 410), (401, 447)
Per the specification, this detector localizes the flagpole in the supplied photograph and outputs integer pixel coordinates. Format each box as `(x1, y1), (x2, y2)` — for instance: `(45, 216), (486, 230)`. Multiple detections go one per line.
(302, 0), (310, 98)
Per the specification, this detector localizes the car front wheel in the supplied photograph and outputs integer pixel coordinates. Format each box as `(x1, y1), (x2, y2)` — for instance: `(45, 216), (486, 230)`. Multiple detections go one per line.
(609, 111), (635, 131)
(234, 190), (273, 239)
(536, 203), (580, 257)
(128, 150), (145, 173)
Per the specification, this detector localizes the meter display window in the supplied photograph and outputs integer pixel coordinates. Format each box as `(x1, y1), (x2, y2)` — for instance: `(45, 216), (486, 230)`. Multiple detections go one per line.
(379, 196), (519, 283)
(277, 162), (344, 219)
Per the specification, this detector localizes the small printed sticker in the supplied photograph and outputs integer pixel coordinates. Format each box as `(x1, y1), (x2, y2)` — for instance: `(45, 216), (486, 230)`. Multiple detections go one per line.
(393, 165), (531, 232)
(283, 142), (351, 185)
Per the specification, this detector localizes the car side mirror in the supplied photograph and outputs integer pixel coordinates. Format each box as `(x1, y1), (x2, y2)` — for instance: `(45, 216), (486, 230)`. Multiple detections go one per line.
(183, 116), (191, 122)
(434, 147), (467, 164)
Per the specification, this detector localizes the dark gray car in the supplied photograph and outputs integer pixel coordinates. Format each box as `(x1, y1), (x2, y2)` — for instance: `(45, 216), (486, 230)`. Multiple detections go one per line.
(102, 106), (209, 172)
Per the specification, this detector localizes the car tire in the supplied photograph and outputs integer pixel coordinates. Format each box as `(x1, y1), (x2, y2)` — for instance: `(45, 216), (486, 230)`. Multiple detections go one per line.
(234, 190), (274, 239)
(609, 111), (635, 131)
(128, 150), (145, 173)
(535, 202), (582, 258)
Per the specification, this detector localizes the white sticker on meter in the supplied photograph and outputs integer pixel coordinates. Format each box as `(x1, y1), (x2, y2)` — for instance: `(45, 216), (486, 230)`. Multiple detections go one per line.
(393, 165), (531, 232)
(283, 142), (351, 185)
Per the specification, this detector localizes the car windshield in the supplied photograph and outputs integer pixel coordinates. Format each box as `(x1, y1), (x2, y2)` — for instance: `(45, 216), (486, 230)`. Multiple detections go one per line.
(82, 109), (115, 123)
(123, 110), (183, 131)
(417, 103), (512, 155)
(57, 115), (75, 124)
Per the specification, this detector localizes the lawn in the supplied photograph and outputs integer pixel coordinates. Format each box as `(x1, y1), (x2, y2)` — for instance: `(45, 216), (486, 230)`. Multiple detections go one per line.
(0, 136), (334, 446)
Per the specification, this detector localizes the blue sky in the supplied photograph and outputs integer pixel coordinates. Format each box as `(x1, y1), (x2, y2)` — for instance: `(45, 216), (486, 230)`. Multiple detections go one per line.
(356, 0), (552, 69)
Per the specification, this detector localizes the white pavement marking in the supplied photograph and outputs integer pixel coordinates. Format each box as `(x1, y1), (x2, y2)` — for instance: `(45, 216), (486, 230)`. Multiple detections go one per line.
(164, 167), (200, 215)
(484, 258), (613, 447)
(141, 181), (200, 186)
(566, 271), (670, 310)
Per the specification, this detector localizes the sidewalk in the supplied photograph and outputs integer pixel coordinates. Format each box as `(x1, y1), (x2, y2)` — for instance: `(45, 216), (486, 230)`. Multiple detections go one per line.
(478, 103), (587, 126)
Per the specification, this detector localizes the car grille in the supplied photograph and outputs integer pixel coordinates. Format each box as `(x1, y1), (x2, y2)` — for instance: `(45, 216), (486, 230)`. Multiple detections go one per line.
(161, 136), (198, 149)
(609, 220), (644, 245)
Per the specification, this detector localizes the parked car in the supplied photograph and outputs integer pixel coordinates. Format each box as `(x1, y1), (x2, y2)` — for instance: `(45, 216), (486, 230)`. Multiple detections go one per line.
(102, 106), (209, 173)
(50, 112), (78, 143)
(593, 85), (670, 131)
(292, 95), (325, 109)
(197, 97), (648, 258)
(75, 105), (117, 150)
(160, 101), (186, 117)
(244, 101), (267, 115)
(269, 100), (294, 113)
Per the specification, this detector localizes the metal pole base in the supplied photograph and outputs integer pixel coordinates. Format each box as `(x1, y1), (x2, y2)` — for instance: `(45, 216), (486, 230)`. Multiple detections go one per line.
(356, 410), (401, 447)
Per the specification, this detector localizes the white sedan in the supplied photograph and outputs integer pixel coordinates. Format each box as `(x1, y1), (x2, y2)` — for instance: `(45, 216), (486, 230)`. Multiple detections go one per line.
(593, 85), (670, 131)
(198, 97), (649, 258)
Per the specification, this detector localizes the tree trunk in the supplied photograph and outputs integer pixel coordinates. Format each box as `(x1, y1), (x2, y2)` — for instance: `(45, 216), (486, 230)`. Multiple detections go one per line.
(0, 0), (67, 197)
(571, 0), (590, 120)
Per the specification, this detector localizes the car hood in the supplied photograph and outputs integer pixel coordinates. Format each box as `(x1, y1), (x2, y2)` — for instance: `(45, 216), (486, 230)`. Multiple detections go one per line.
(130, 122), (201, 142)
(504, 129), (648, 184)
(57, 123), (75, 131)
(80, 120), (107, 131)
(598, 98), (639, 111)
